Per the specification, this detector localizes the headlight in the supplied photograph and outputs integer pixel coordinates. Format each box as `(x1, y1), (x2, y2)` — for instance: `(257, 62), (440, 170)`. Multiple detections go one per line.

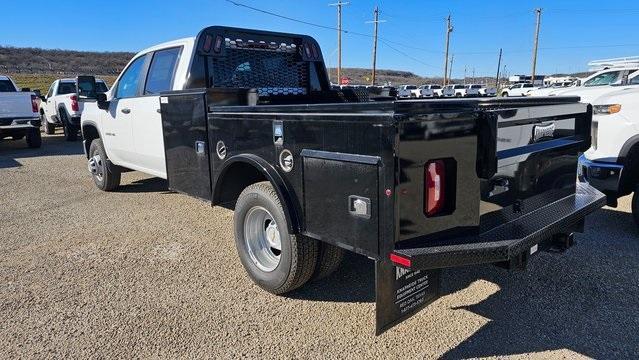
(593, 104), (622, 115)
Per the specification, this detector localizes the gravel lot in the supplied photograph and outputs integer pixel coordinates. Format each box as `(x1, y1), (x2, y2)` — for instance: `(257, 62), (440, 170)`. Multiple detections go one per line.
(1, 133), (638, 359)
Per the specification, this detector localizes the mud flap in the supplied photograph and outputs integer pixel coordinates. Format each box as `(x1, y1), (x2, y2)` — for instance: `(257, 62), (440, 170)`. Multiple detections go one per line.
(375, 260), (441, 335)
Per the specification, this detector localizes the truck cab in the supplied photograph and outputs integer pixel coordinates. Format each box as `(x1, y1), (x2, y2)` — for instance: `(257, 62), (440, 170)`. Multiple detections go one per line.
(78, 26), (605, 335)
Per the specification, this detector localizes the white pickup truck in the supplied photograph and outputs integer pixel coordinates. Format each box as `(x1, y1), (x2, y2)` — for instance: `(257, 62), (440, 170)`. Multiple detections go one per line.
(419, 84), (443, 97)
(397, 85), (417, 98)
(500, 83), (537, 97)
(40, 78), (108, 141)
(478, 84), (497, 97)
(578, 85), (639, 225)
(0, 75), (41, 148)
(442, 84), (465, 97)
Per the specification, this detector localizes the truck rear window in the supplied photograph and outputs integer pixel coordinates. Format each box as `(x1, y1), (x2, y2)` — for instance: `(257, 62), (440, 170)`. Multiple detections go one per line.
(58, 82), (76, 95)
(0, 80), (17, 92)
(96, 82), (108, 93)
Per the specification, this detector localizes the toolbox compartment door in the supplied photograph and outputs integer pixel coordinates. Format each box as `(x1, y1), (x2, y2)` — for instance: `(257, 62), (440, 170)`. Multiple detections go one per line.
(301, 149), (380, 257)
(159, 91), (212, 201)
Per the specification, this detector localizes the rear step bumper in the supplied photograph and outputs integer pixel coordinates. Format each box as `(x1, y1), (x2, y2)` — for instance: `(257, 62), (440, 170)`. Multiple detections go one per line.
(392, 183), (606, 270)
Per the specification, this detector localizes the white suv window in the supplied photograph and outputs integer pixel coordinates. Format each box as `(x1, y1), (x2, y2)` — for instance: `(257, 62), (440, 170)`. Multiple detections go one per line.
(583, 71), (622, 87)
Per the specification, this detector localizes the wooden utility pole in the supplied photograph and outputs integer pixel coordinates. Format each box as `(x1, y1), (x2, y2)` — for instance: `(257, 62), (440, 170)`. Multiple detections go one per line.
(367, 6), (385, 85)
(531, 8), (542, 85)
(449, 54), (454, 82)
(495, 48), (502, 88)
(443, 15), (453, 85)
(329, 1), (349, 84)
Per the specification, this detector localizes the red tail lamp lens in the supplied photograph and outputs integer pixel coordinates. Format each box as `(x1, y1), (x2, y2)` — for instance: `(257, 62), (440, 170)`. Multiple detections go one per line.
(425, 160), (445, 216)
(70, 95), (79, 112)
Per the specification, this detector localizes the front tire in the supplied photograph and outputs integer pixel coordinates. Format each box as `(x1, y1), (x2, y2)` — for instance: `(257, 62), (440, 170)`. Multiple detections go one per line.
(234, 181), (318, 294)
(25, 128), (41, 148)
(88, 139), (121, 191)
(502, 92), (509, 97)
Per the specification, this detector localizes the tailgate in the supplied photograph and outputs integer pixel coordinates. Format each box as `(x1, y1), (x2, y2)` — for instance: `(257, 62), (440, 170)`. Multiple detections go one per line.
(395, 97), (598, 247)
(0, 93), (35, 119)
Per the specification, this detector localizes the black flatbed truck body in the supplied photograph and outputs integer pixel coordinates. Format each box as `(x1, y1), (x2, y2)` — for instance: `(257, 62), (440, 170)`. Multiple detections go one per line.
(157, 26), (606, 334)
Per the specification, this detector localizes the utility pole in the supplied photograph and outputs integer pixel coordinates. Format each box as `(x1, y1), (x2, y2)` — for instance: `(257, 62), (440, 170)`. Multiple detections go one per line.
(495, 48), (502, 88)
(443, 14), (453, 85)
(366, 6), (385, 85)
(464, 66), (467, 85)
(449, 54), (454, 83)
(329, 1), (349, 84)
(531, 8), (542, 85)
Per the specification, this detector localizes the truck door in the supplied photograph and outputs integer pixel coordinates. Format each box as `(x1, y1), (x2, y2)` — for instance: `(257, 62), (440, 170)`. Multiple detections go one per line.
(130, 47), (182, 179)
(44, 81), (57, 122)
(101, 55), (147, 166)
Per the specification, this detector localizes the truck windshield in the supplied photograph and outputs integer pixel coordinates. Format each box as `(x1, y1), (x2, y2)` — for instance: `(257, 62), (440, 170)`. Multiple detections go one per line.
(0, 80), (17, 92)
(430, 85), (441, 89)
(471, 85), (482, 89)
(405, 85), (417, 89)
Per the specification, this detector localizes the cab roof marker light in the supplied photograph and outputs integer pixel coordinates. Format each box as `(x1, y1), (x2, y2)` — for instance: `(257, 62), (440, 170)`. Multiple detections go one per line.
(202, 34), (213, 53)
(213, 35), (224, 53)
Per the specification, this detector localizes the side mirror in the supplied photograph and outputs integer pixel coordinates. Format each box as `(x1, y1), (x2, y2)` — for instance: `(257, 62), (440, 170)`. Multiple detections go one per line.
(76, 75), (98, 101)
(39, 95), (47, 102)
(21, 87), (31, 92)
(96, 92), (109, 110)
(33, 89), (41, 97)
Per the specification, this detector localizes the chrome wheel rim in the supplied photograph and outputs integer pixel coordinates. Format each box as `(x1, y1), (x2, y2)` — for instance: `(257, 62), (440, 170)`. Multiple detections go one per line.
(88, 154), (104, 182)
(244, 206), (282, 272)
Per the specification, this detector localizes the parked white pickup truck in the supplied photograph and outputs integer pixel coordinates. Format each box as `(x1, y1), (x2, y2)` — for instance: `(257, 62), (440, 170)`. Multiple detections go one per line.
(529, 67), (638, 98)
(578, 86), (639, 225)
(478, 84), (497, 97)
(442, 84), (466, 97)
(40, 78), (108, 141)
(397, 85), (417, 98)
(415, 84), (442, 98)
(500, 83), (536, 97)
(0, 75), (41, 148)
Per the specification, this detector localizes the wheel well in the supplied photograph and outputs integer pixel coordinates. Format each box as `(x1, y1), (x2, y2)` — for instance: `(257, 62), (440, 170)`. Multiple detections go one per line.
(215, 162), (267, 209)
(82, 124), (100, 158)
(620, 143), (639, 194)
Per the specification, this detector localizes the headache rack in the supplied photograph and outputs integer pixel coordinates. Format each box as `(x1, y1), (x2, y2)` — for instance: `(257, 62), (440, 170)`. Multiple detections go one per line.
(195, 26), (331, 103)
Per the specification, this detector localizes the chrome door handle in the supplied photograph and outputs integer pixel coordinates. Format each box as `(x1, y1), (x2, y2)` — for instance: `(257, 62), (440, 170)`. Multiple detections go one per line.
(121, 108), (131, 114)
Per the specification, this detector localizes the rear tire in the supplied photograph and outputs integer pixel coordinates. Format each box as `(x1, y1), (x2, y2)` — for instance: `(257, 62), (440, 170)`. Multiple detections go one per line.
(60, 109), (77, 141)
(312, 242), (345, 280)
(42, 113), (55, 134)
(632, 188), (639, 228)
(25, 128), (41, 148)
(234, 181), (318, 294)
(88, 139), (121, 191)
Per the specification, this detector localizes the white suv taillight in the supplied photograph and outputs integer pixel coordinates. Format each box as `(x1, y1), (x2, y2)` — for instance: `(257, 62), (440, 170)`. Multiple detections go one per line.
(70, 95), (79, 112)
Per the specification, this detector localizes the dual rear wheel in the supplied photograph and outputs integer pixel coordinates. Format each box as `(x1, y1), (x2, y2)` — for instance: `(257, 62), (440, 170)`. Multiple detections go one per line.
(234, 181), (344, 294)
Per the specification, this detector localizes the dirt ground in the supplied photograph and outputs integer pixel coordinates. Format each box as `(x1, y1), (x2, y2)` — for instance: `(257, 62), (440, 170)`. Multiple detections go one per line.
(1, 133), (638, 359)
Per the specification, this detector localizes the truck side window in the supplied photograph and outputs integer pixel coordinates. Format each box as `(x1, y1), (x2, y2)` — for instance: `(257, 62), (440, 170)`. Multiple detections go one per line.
(144, 47), (182, 95)
(115, 55), (147, 99)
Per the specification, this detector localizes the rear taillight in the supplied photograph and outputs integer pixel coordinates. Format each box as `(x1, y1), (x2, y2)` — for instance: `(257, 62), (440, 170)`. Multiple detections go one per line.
(425, 160), (445, 216)
(71, 95), (79, 112)
(31, 95), (38, 113)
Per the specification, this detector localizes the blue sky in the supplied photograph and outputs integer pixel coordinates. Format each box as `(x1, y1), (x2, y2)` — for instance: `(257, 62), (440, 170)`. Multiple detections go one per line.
(2, 0), (638, 77)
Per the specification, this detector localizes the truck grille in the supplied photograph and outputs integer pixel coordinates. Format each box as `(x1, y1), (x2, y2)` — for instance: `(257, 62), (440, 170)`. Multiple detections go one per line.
(209, 38), (309, 97)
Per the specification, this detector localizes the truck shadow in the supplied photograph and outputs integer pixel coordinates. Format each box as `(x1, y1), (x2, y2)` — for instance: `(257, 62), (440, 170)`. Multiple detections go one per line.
(292, 207), (639, 357)
(0, 133), (84, 169)
(116, 177), (171, 194)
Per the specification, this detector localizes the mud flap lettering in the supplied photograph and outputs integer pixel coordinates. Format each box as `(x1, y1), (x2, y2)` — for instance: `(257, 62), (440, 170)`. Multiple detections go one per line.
(375, 260), (441, 335)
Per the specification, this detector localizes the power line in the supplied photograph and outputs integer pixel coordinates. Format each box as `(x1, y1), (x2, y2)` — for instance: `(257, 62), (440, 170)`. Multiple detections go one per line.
(224, 0), (442, 54)
(378, 39), (441, 69)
